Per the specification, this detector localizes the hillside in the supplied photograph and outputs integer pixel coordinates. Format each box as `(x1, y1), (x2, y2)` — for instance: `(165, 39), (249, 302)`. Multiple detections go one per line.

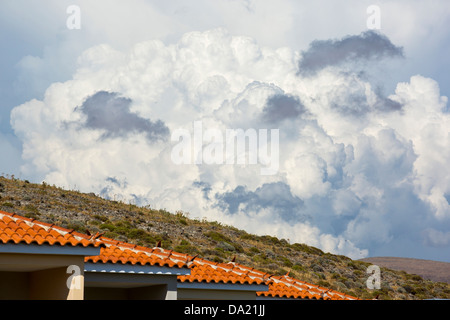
(1, 174), (450, 300)
(360, 257), (450, 285)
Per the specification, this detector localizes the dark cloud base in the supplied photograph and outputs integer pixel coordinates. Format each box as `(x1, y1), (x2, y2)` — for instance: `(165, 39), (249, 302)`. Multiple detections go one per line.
(298, 30), (404, 77)
(77, 91), (169, 142)
(212, 182), (307, 224)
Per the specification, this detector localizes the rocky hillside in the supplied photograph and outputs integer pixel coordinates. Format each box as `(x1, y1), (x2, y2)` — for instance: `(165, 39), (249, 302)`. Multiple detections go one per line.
(1, 174), (449, 300)
(361, 257), (450, 284)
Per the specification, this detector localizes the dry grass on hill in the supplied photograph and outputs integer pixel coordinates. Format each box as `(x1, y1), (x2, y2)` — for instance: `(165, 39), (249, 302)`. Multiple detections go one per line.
(360, 257), (450, 285)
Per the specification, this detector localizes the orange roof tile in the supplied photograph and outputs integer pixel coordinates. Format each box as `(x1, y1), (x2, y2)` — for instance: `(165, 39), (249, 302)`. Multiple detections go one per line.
(0, 210), (190, 270)
(85, 237), (191, 269)
(0, 210), (359, 299)
(258, 274), (359, 300)
(0, 210), (103, 248)
(178, 255), (359, 300)
(178, 257), (268, 286)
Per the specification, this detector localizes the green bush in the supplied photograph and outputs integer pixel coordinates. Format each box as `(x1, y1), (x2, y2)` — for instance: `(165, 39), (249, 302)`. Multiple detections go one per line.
(25, 204), (39, 214)
(1, 202), (14, 208)
(247, 247), (260, 255)
(292, 264), (307, 272)
(174, 240), (199, 255)
(290, 243), (324, 255)
(277, 256), (293, 267)
(99, 223), (116, 232)
(66, 221), (86, 233)
(239, 233), (257, 241)
(317, 280), (331, 288)
(93, 214), (110, 222)
(205, 231), (231, 243)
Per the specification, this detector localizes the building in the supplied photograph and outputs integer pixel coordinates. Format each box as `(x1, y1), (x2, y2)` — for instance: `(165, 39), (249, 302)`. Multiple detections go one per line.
(0, 210), (358, 300)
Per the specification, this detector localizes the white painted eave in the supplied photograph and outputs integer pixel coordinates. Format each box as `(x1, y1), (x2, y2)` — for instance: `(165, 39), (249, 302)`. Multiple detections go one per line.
(84, 262), (191, 276)
(0, 243), (101, 256)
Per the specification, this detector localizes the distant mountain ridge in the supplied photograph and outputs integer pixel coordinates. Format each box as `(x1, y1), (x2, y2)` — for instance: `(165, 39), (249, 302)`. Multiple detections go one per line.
(360, 257), (450, 284)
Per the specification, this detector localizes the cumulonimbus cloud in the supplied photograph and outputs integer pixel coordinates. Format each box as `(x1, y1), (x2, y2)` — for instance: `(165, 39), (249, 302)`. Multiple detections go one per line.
(10, 28), (450, 261)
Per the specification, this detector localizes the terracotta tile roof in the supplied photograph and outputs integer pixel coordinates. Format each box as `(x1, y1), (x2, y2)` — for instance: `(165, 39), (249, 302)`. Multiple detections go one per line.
(0, 210), (103, 248)
(85, 238), (191, 269)
(178, 256), (269, 285)
(258, 274), (359, 300)
(0, 210), (359, 299)
(179, 255), (359, 300)
(0, 210), (188, 270)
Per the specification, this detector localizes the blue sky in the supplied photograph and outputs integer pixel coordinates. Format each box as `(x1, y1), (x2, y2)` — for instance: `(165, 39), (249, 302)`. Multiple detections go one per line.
(1, 0), (450, 262)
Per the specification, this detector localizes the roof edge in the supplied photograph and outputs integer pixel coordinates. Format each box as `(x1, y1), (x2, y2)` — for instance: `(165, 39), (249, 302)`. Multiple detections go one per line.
(0, 243), (102, 256)
(84, 261), (191, 276)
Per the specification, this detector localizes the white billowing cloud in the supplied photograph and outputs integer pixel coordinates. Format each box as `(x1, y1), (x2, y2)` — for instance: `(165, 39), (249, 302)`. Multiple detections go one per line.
(10, 28), (450, 261)
(387, 76), (450, 219)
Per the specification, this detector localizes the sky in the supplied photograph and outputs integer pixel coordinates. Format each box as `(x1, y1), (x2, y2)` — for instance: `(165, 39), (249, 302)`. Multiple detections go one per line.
(1, 0), (450, 262)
